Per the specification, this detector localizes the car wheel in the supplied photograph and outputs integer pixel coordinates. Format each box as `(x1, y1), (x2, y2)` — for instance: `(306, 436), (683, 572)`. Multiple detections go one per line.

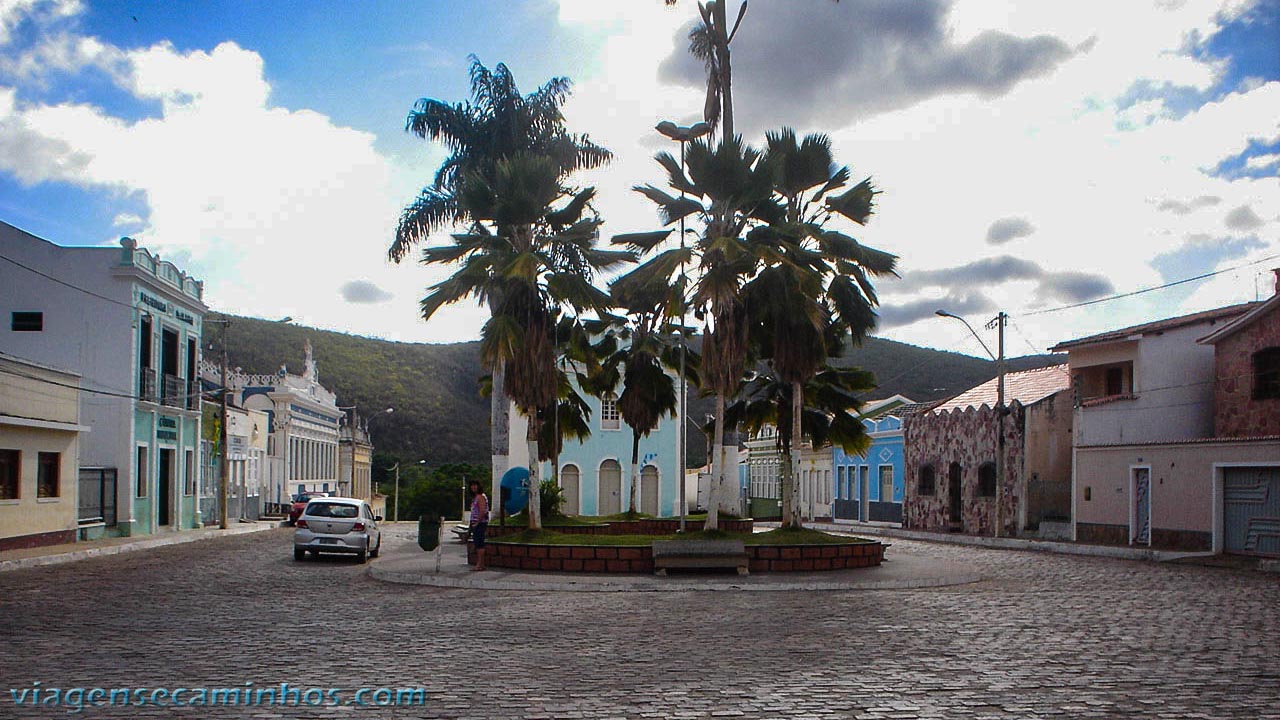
(293, 548), (305, 561)
(370, 537), (381, 559)
(356, 549), (367, 564)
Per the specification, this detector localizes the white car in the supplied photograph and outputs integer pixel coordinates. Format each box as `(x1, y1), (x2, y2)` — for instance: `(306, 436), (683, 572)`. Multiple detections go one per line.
(293, 497), (382, 563)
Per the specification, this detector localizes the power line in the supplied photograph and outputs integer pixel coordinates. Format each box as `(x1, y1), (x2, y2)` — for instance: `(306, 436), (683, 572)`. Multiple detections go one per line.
(1023, 252), (1280, 316)
(0, 253), (137, 310)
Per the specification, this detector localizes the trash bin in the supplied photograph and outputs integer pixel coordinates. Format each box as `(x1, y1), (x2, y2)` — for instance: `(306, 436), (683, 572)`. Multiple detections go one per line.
(418, 513), (440, 552)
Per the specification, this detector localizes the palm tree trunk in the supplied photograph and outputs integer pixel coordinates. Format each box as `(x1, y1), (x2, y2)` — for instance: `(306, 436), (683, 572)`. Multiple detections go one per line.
(491, 361), (508, 523)
(629, 431), (641, 517)
(526, 414), (542, 531)
(713, 0), (734, 141)
(705, 392), (726, 531)
(790, 379), (804, 529)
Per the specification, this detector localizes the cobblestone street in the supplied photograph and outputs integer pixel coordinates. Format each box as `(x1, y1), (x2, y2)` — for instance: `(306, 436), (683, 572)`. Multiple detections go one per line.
(2, 528), (1278, 719)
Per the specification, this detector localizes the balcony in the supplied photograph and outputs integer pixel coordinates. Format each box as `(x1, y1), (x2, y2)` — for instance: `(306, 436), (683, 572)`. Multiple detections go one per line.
(139, 367), (157, 403)
(161, 373), (183, 408)
(187, 378), (200, 410)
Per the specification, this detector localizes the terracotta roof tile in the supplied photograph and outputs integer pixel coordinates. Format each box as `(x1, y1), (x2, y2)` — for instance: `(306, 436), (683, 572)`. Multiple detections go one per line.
(928, 365), (1071, 414)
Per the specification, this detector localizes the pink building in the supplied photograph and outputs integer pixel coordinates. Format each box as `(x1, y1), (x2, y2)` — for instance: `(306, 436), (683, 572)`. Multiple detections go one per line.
(1055, 287), (1280, 555)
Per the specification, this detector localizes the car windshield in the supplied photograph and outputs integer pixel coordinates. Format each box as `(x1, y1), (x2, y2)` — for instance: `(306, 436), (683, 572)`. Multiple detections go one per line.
(305, 502), (358, 519)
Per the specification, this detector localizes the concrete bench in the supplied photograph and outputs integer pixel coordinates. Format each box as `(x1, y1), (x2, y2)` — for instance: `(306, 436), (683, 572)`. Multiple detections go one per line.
(450, 524), (472, 543)
(651, 539), (749, 576)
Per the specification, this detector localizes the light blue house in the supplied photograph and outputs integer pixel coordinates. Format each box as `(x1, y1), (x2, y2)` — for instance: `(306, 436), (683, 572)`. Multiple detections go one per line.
(511, 381), (683, 518)
(833, 396), (917, 524)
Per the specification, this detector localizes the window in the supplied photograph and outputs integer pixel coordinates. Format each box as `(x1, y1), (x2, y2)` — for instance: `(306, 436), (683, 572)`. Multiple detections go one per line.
(977, 462), (997, 498)
(183, 450), (195, 496)
(37, 452), (59, 498)
(879, 465), (894, 502)
(600, 393), (620, 430)
(136, 446), (149, 498)
(11, 311), (43, 331)
(0, 449), (18, 499)
(1254, 347), (1280, 400)
(917, 464), (936, 496)
(1105, 367), (1124, 396)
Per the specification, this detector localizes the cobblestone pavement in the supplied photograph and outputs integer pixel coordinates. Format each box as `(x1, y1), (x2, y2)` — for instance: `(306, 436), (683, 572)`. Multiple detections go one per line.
(2, 528), (1278, 719)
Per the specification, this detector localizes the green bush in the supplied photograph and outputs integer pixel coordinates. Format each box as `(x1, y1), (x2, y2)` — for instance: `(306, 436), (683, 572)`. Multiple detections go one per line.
(540, 479), (565, 519)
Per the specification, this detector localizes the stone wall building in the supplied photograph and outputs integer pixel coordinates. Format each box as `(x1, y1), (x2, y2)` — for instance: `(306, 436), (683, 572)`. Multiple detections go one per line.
(904, 366), (1071, 537)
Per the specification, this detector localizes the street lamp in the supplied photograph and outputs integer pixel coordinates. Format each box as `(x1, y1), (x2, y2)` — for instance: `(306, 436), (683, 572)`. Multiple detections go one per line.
(935, 309), (1008, 537)
(656, 119), (711, 532)
(338, 405), (392, 498)
(206, 314), (292, 528)
(387, 458), (425, 523)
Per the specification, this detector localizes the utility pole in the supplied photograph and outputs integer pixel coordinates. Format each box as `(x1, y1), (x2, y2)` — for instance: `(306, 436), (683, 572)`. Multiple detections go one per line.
(989, 311), (1008, 538)
(218, 318), (230, 530)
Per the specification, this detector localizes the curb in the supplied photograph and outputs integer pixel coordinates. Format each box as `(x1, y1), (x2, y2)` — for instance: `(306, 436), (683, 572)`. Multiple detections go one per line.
(0, 522), (285, 573)
(366, 562), (981, 593)
(795, 522), (1217, 563)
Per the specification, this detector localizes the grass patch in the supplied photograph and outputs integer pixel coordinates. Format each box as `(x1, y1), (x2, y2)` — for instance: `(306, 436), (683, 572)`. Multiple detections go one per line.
(498, 512), (603, 528)
(488, 527), (874, 547)
(591, 512), (657, 522)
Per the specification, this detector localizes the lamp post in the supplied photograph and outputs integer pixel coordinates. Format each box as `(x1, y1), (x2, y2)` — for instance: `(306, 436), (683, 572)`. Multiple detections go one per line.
(655, 120), (711, 531)
(935, 309), (1008, 537)
(388, 458), (426, 522)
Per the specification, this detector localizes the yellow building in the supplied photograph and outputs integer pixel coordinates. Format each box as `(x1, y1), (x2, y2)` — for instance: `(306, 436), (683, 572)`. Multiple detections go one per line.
(0, 352), (89, 550)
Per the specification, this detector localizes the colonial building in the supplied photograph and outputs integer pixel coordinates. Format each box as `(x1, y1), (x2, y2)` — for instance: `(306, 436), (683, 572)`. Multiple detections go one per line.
(1054, 294), (1280, 554)
(196, 397), (269, 523)
(0, 353), (90, 549)
(509, 383), (682, 518)
(903, 366), (1072, 537)
(1, 221), (206, 536)
(338, 411), (374, 502)
(833, 395), (919, 525)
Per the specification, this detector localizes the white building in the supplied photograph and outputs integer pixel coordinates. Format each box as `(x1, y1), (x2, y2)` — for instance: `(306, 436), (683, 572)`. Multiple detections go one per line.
(1, 221), (206, 537)
(204, 341), (343, 511)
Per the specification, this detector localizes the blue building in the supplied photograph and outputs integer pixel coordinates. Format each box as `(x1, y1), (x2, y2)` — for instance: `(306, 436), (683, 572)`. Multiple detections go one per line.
(510, 382), (682, 518)
(833, 396), (918, 524)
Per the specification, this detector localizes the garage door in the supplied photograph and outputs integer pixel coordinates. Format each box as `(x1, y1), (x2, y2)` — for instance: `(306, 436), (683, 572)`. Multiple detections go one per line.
(1224, 467), (1280, 556)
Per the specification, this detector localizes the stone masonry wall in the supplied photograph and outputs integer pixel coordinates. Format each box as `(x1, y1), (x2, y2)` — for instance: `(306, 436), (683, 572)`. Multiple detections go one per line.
(903, 403), (1025, 536)
(1214, 303), (1280, 437)
(467, 541), (885, 573)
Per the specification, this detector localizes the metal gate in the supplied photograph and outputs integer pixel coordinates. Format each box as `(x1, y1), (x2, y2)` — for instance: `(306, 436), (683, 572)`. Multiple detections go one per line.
(1132, 468), (1151, 545)
(1224, 466), (1280, 556)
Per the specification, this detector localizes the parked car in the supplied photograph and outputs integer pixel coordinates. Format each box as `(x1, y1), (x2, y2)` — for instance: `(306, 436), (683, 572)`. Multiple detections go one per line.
(293, 497), (382, 563)
(288, 491), (329, 525)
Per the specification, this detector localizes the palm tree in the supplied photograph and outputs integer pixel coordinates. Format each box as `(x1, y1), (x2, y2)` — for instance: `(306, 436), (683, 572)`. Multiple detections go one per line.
(666, 1), (749, 140)
(614, 135), (779, 528)
(391, 58), (613, 524)
(422, 154), (632, 529)
(745, 128), (897, 527)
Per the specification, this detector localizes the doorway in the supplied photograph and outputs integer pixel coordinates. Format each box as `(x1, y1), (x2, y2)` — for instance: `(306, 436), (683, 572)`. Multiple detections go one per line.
(158, 448), (174, 526)
(641, 465), (659, 516)
(948, 462), (963, 526)
(1131, 467), (1151, 545)
(561, 464), (580, 515)
(598, 460), (621, 516)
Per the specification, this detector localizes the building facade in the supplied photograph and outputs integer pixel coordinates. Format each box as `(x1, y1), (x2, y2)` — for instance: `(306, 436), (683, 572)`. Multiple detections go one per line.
(1, 222), (206, 537)
(0, 353), (89, 549)
(833, 396), (917, 525)
(338, 413), (374, 503)
(510, 384), (682, 518)
(1059, 298), (1280, 553)
(903, 366), (1072, 537)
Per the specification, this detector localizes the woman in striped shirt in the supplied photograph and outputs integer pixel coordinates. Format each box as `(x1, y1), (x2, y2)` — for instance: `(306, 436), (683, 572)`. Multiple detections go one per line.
(469, 480), (489, 571)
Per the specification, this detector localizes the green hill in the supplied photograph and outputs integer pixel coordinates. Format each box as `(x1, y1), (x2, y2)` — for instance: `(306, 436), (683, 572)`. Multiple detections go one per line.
(221, 315), (1062, 467)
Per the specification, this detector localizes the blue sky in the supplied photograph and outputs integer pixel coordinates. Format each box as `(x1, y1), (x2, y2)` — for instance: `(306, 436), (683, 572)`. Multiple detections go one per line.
(0, 0), (1277, 357)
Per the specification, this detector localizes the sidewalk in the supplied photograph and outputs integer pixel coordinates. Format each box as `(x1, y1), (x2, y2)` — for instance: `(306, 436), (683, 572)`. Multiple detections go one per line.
(798, 520), (1216, 562)
(368, 525), (982, 593)
(0, 521), (284, 572)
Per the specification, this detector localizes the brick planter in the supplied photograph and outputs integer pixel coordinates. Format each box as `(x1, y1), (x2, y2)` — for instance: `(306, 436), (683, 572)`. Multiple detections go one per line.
(486, 518), (754, 538)
(467, 540), (884, 573)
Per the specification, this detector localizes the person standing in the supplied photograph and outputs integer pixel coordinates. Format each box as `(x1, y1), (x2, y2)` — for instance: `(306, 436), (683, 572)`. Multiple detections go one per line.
(469, 479), (489, 571)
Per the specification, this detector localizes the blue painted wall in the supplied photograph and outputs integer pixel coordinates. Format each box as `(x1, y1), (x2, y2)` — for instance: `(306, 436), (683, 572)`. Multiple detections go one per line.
(537, 382), (681, 517)
(833, 415), (905, 505)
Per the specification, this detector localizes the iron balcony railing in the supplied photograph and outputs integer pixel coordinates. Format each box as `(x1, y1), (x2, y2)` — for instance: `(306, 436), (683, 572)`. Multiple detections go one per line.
(187, 378), (200, 410)
(139, 367), (157, 403)
(162, 373), (183, 408)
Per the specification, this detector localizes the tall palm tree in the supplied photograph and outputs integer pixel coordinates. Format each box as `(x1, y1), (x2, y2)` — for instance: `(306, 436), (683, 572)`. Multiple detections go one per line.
(745, 128), (897, 527)
(391, 58), (613, 523)
(423, 154), (632, 529)
(614, 135), (779, 528)
(666, 1), (748, 140)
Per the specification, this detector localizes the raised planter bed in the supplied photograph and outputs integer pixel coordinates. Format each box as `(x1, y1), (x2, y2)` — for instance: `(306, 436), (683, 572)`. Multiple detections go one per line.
(467, 539), (885, 573)
(486, 517), (754, 538)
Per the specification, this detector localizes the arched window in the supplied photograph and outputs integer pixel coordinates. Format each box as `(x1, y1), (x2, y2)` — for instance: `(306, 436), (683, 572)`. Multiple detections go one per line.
(1254, 347), (1280, 400)
(918, 464), (936, 495)
(977, 462), (997, 497)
